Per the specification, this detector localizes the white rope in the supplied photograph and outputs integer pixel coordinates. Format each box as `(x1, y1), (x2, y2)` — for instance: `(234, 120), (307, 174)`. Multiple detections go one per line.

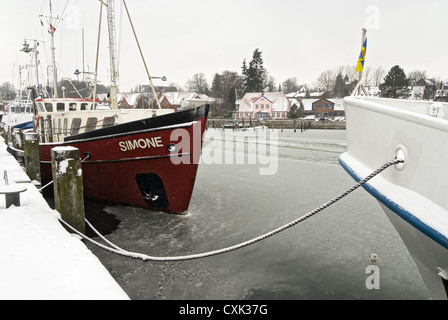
(38, 154), (91, 192)
(59, 158), (403, 262)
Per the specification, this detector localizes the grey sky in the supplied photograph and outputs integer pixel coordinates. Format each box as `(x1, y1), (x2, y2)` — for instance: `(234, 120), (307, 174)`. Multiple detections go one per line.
(1, 0), (447, 93)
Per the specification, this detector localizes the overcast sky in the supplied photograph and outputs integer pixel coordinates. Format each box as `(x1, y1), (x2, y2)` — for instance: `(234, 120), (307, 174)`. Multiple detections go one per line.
(0, 0), (447, 93)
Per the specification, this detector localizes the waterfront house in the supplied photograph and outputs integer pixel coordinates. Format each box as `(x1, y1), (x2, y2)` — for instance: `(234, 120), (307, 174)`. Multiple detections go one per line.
(236, 92), (290, 120)
(157, 92), (211, 112)
(311, 98), (345, 119)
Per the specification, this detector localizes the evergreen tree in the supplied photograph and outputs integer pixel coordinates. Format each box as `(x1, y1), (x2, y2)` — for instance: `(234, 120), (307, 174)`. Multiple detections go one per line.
(241, 59), (247, 77)
(379, 65), (411, 99)
(333, 73), (349, 98)
(20, 40), (33, 54)
(242, 48), (266, 93)
(305, 89), (310, 98)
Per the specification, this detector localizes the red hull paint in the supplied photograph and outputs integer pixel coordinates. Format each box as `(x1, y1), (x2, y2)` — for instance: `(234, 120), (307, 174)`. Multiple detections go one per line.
(40, 117), (207, 213)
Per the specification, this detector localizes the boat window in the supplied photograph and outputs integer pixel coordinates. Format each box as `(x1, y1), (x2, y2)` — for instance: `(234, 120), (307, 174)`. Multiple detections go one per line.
(81, 103), (88, 111)
(71, 118), (82, 135)
(44, 103), (53, 112)
(64, 118), (68, 134)
(57, 103), (65, 112)
(69, 103), (77, 111)
(102, 116), (115, 128)
(85, 117), (98, 132)
(37, 103), (45, 112)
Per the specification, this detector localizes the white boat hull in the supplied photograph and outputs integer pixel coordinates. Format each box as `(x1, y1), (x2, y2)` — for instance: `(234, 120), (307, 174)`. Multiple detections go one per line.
(340, 96), (448, 300)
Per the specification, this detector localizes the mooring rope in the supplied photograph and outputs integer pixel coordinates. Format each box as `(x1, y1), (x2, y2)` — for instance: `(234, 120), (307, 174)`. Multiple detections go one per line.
(58, 158), (403, 262)
(38, 154), (91, 192)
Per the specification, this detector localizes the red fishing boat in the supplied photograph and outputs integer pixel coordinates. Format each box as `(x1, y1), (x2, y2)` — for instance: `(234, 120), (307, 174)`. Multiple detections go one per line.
(37, 101), (209, 213)
(35, 0), (209, 213)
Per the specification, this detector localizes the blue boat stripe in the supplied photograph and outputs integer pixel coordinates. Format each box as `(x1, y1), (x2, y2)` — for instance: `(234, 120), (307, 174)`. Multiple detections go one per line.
(339, 157), (448, 250)
(11, 122), (33, 130)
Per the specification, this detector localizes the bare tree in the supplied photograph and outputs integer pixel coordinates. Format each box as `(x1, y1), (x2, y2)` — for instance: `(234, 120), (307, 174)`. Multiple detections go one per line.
(362, 66), (372, 85)
(185, 73), (210, 94)
(211, 71), (244, 116)
(135, 93), (154, 109)
(408, 70), (427, 85)
(340, 65), (357, 83)
(282, 77), (300, 94)
(316, 69), (335, 92)
(263, 71), (276, 92)
(371, 66), (386, 87)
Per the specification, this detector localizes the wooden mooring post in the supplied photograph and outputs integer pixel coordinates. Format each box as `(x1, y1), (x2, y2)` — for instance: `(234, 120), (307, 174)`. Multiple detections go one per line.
(12, 129), (23, 151)
(0, 124), (6, 140)
(23, 132), (41, 182)
(3, 125), (11, 145)
(51, 146), (85, 234)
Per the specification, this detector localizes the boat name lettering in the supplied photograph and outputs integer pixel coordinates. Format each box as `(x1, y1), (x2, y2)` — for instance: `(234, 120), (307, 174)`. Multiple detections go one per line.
(119, 137), (164, 152)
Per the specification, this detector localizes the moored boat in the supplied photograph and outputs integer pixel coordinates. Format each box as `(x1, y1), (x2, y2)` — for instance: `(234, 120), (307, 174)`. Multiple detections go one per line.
(37, 98), (209, 213)
(339, 96), (448, 299)
(1, 100), (34, 131)
(34, 0), (210, 213)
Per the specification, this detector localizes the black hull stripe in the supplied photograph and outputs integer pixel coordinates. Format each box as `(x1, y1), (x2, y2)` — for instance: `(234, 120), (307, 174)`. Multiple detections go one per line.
(64, 104), (209, 142)
(47, 121), (197, 145)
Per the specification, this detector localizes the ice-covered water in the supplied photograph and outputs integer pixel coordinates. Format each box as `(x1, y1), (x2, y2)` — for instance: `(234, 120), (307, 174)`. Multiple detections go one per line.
(84, 129), (431, 300)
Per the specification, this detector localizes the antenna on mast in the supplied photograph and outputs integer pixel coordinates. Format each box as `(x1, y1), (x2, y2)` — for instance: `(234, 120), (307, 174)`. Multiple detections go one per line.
(39, 0), (62, 98)
(107, 0), (119, 109)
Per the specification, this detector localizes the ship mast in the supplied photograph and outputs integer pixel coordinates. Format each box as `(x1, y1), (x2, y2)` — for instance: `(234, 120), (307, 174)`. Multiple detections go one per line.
(107, 0), (119, 109)
(48, 0), (58, 98)
(39, 0), (60, 98)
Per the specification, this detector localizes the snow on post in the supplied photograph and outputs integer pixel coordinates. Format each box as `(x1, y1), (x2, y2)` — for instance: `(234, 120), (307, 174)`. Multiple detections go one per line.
(51, 146), (85, 234)
(23, 132), (40, 182)
(12, 129), (23, 150)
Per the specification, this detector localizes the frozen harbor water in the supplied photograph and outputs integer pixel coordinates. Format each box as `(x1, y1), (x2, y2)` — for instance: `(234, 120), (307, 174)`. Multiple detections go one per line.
(82, 128), (431, 300)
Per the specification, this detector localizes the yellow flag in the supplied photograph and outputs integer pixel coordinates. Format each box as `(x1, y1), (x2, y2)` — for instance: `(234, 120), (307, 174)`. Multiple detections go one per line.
(355, 38), (367, 73)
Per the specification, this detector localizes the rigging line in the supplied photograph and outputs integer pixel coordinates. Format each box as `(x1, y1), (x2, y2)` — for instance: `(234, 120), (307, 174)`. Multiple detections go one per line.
(117, 0), (123, 73)
(59, 158), (403, 262)
(55, 0), (70, 29)
(122, 0), (161, 109)
(58, 19), (64, 65)
(39, 19), (51, 85)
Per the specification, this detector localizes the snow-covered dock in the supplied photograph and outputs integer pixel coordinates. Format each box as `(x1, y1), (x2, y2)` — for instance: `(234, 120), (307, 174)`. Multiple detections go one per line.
(0, 137), (129, 300)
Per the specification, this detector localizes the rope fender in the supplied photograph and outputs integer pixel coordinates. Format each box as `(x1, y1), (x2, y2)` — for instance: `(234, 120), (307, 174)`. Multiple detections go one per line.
(58, 158), (403, 262)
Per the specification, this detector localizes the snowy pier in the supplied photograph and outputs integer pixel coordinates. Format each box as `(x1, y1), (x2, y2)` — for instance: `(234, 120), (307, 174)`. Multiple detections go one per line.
(0, 137), (129, 300)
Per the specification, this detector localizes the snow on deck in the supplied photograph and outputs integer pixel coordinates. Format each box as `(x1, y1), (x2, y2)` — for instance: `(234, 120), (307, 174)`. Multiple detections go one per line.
(0, 137), (129, 300)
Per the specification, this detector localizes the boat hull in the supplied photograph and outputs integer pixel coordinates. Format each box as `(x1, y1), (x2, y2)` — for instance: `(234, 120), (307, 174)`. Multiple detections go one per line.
(40, 105), (209, 213)
(340, 96), (448, 300)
